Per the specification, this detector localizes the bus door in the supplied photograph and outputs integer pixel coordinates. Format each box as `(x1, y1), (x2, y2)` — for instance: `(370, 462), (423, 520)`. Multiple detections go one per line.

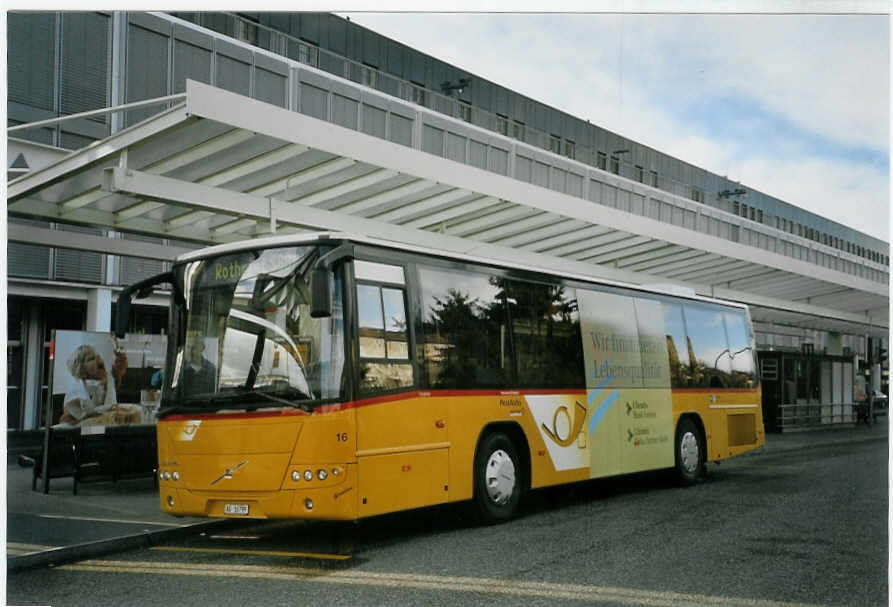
(577, 290), (675, 478)
(352, 259), (450, 516)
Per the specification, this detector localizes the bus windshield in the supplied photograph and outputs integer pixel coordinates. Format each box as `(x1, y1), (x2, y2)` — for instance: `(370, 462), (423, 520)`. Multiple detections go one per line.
(162, 245), (345, 414)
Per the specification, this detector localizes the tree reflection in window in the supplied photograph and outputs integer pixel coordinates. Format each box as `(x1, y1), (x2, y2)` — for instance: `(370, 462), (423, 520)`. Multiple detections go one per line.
(420, 267), (583, 390)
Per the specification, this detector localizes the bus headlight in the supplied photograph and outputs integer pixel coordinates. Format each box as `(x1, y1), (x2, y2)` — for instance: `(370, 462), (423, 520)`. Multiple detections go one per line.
(304, 469), (313, 481)
(317, 469), (328, 481)
(292, 470), (300, 482)
(172, 471), (180, 482)
(163, 471), (171, 481)
(304, 498), (313, 510)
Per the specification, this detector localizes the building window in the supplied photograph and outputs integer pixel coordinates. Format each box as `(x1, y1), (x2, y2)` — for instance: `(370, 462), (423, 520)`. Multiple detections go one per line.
(691, 187), (703, 203)
(410, 83), (427, 107)
(360, 64), (378, 89)
(564, 140), (575, 159)
(458, 101), (472, 123)
(650, 170), (658, 187)
(496, 114), (509, 136)
(634, 165), (644, 183)
(733, 202), (740, 216)
(549, 135), (561, 154)
(749, 207), (755, 221)
(757, 209), (763, 223)
(235, 17), (258, 45)
(610, 155), (620, 175)
(512, 120), (525, 141)
(298, 42), (318, 67)
(597, 152), (607, 170)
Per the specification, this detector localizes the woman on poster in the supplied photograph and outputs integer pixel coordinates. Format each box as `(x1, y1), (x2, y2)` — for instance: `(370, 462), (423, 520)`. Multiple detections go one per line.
(58, 344), (127, 426)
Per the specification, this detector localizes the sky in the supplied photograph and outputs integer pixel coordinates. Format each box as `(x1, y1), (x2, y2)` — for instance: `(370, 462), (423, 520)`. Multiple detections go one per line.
(340, 8), (891, 242)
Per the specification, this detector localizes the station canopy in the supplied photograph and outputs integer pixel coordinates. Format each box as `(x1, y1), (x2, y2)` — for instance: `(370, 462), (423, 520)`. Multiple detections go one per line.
(8, 81), (888, 338)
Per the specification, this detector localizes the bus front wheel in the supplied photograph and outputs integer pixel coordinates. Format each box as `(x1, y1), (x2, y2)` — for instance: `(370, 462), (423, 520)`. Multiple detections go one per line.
(675, 418), (704, 485)
(473, 432), (521, 524)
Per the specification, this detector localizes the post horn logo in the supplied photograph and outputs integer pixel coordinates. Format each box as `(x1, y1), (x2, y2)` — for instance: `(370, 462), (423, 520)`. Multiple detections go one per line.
(541, 401), (588, 447)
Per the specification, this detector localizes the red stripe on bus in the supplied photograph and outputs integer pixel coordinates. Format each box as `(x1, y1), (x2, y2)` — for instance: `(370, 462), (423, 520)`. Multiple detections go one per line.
(160, 388), (587, 421)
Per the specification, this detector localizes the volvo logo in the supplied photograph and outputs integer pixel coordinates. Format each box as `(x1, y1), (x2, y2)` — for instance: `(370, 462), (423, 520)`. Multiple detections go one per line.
(210, 461), (248, 486)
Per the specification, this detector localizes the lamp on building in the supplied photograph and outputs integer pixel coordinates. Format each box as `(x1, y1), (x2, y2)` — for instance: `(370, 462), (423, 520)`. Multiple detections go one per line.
(718, 188), (747, 199)
(611, 149), (629, 155)
(440, 78), (469, 96)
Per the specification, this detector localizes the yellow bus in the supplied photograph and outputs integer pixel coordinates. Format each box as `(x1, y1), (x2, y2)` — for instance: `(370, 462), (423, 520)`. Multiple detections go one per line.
(117, 232), (763, 524)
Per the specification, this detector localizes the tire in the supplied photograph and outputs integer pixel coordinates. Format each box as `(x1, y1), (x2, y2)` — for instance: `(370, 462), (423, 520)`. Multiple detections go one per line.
(473, 432), (522, 524)
(675, 418), (704, 486)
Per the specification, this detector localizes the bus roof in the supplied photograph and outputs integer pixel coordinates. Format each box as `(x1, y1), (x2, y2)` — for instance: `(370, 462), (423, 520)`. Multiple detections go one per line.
(177, 231), (748, 311)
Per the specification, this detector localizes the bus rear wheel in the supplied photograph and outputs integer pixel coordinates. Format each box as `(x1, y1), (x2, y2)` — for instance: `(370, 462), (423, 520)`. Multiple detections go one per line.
(473, 432), (521, 524)
(675, 418), (704, 485)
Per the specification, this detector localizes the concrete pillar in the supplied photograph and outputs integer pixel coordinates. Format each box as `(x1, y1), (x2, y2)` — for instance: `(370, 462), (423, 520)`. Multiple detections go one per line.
(826, 332), (843, 356)
(86, 288), (113, 332)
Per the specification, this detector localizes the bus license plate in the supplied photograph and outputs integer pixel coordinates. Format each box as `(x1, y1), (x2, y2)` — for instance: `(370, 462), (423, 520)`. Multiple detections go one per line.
(224, 503), (249, 515)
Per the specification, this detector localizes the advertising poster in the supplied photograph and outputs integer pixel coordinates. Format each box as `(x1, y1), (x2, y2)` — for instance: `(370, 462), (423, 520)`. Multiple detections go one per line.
(52, 330), (167, 428)
(527, 291), (674, 480)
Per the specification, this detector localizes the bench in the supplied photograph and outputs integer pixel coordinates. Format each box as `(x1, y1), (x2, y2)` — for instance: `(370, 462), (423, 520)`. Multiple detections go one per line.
(23, 425), (158, 494)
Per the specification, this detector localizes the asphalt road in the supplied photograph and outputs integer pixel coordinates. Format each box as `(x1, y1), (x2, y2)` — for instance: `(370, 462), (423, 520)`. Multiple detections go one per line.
(7, 437), (887, 607)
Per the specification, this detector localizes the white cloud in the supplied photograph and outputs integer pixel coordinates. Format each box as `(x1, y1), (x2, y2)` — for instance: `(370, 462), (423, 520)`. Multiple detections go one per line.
(343, 12), (890, 240)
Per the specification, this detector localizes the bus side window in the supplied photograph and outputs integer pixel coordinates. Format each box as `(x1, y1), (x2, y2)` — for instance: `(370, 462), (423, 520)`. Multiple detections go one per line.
(682, 304), (732, 388)
(661, 302), (691, 388)
(723, 311), (756, 388)
(508, 280), (584, 389)
(356, 268), (414, 394)
(418, 266), (513, 389)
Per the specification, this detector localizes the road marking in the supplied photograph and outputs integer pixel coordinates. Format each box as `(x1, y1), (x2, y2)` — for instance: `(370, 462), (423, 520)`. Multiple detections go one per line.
(60, 559), (823, 607)
(7, 542), (57, 555)
(38, 514), (182, 527)
(152, 546), (352, 561)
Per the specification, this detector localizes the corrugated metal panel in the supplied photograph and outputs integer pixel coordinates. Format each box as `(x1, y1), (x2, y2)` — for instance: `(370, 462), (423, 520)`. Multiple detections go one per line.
(422, 124), (444, 156)
(489, 147), (508, 176)
(8, 243), (51, 279)
(389, 113), (413, 147)
(216, 55), (250, 96)
(255, 67), (286, 107)
(125, 20), (170, 126)
(362, 105), (386, 138)
(445, 133), (466, 164)
(173, 38), (212, 93)
(319, 52), (345, 78)
(53, 225), (104, 283)
(332, 93), (358, 130)
(119, 234), (167, 284)
(8, 12), (56, 111)
(300, 83), (328, 121)
(385, 40), (403, 78)
(469, 140), (487, 170)
(60, 13), (110, 121)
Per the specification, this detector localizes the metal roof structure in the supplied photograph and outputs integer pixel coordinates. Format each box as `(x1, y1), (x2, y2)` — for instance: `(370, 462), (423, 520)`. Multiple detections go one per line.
(8, 80), (889, 338)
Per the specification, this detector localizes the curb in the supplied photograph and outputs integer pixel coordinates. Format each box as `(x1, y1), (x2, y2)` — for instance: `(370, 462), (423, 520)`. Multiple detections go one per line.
(7, 517), (243, 573)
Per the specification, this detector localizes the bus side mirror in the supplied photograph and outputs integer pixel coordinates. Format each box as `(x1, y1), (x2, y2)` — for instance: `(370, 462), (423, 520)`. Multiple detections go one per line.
(310, 267), (333, 318)
(115, 271), (173, 338)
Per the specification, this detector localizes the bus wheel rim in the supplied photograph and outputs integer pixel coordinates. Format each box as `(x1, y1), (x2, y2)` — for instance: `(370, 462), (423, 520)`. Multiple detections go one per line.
(680, 431), (700, 473)
(485, 449), (516, 505)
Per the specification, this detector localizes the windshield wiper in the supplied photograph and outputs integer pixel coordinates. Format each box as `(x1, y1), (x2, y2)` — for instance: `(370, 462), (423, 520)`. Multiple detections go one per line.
(249, 389), (313, 413)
